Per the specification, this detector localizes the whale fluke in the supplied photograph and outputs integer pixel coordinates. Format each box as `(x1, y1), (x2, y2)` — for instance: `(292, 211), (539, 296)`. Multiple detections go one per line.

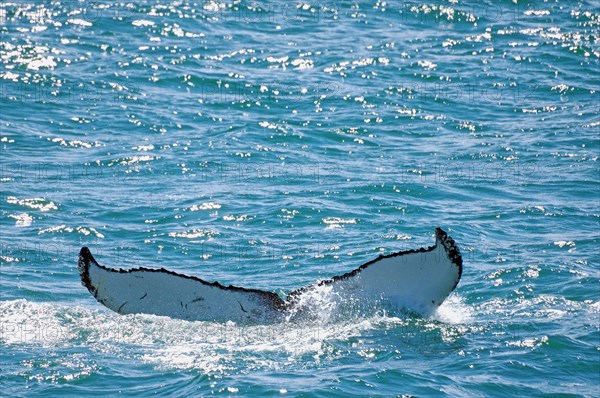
(78, 227), (462, 323)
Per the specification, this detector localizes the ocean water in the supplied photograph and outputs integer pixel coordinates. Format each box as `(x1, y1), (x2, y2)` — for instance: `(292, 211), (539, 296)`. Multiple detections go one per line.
(1, 0), (599, 396)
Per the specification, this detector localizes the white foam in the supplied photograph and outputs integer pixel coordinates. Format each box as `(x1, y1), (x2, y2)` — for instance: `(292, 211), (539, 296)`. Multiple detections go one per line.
(433, 294), (474, 324)
(0, 296), (473, 371)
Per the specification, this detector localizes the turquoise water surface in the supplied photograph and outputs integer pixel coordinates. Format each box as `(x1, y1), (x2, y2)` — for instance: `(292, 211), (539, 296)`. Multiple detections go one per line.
(1, 1), (599, 396)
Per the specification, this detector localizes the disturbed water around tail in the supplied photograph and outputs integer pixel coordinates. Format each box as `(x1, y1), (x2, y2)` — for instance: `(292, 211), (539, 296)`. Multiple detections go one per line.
(1, 1), (599, 396)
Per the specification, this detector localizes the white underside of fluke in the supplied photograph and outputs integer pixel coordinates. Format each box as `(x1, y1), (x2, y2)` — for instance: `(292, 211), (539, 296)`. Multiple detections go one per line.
(78, 228), (462, 323)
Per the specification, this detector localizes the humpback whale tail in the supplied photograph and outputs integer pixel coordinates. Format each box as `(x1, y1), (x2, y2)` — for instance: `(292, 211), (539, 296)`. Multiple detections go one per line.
(78, 227), (462, 323)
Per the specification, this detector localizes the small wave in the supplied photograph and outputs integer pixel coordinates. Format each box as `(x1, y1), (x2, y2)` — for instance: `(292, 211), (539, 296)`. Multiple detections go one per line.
(168, 229), (219, 239)
(118, 155), (158, 165)
(223, 214), (254, 221)
(76, 226), (105, 239)
(37, 225), (104, 238)
(322, 217), (357, 229)
(49, 137), (101, 148)
(132, 20), (155, 27)
(67, 18), (92, 27)
(8, 213), (33, 226)
(7, 196), (58, 212)
(189, 202), (221, 211)
(554, 240), (575, 248)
